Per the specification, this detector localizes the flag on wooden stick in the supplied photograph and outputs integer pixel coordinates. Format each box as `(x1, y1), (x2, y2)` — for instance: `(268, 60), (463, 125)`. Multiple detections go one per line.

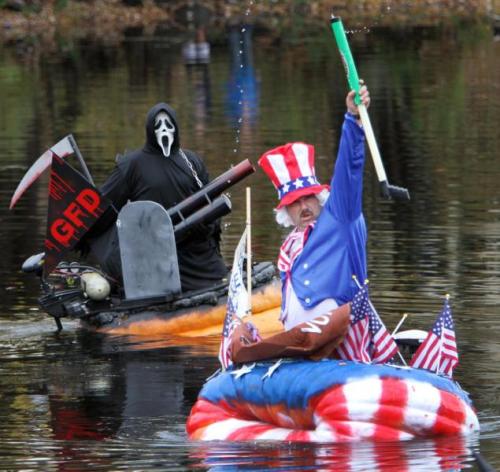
(335, 283), (371, 362)
(335, 282), (399, 364)
(218, 228), (250, 370)
(369, 304), (399, 364)
(410, 296), (458, 377)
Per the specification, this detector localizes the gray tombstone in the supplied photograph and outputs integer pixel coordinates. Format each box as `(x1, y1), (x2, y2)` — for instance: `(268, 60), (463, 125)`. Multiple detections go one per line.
(117, 201), (181, 301)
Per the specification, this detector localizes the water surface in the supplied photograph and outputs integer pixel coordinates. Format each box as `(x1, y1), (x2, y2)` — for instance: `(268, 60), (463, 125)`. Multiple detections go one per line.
(0, 20), (499, 470)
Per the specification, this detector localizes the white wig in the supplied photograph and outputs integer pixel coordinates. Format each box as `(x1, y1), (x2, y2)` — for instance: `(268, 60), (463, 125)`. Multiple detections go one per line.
(274, 188), (330, 227)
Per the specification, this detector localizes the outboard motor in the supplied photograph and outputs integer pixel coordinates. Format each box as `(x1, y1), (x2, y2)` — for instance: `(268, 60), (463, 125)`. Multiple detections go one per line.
(21, 251), (114, 331)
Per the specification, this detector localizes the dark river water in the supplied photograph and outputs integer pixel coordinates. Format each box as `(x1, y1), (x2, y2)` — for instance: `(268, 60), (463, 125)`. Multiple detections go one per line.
(0, 15), (499, 471)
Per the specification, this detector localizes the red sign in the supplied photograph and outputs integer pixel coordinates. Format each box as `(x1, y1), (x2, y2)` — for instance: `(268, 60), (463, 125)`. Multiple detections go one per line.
(44, 156), (111, 276)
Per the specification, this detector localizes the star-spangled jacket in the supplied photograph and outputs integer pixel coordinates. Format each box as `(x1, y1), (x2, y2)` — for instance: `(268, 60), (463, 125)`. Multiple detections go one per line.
(282, 113), (367, 310)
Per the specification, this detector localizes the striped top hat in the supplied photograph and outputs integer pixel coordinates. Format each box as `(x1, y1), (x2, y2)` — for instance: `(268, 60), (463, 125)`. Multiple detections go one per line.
(258, 142), (329, 209)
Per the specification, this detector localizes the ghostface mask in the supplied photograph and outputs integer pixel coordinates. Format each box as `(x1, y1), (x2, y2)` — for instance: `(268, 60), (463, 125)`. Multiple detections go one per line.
(154, 111), (175, 157)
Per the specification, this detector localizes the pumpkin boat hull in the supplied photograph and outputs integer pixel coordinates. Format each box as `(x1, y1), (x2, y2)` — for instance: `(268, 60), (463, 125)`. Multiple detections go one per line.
(36, 261), (282, 337)
(86, 277), (282, 337)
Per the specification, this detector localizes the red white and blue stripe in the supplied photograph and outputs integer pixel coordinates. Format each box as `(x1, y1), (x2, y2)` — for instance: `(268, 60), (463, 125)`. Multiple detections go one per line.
(335, 284), (399, 364)
(186, 359), (479, 442)
(335, 288), (371, 362)
(258, 142), (329, 208)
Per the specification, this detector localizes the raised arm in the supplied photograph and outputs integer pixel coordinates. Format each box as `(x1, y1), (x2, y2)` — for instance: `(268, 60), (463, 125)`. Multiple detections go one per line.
(326, 85), (370, 222)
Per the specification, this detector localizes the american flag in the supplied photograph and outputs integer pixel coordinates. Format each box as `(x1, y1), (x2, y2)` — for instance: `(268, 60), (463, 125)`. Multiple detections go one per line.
(335, 284), (399, 364)
(335, 285), (372, 363)
(369, 305), (399, 364)
(410, 297), (458, 377)
(218, 228), (249, 370)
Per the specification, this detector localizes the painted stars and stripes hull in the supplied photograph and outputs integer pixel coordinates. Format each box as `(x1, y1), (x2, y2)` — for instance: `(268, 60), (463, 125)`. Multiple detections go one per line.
(186, 359), (479, 442)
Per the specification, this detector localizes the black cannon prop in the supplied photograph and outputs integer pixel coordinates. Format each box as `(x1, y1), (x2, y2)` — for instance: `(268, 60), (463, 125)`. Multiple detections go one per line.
(169, 158), (255, 237)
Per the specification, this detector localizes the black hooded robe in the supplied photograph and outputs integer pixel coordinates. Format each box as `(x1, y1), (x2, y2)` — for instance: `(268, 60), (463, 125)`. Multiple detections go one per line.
(98, 103), (228, 292)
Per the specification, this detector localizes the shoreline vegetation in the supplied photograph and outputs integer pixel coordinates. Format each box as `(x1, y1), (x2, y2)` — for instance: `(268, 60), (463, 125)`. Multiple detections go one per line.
(0, 0), (494, 46)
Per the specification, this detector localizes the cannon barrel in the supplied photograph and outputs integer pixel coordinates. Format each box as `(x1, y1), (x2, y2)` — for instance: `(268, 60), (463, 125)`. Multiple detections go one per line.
(168, 159), (254, 225)
(173, 194), (232, 239)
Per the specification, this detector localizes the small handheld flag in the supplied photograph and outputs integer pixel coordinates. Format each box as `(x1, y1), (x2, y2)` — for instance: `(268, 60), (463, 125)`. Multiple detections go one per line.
(369, 305), (399, 364)
(410, 296), (458, 378)
(335, 283), (371, 362)
(335, 282), (399, 364)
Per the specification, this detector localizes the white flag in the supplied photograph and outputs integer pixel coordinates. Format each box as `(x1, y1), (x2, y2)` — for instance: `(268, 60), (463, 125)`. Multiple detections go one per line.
(218, 228), (249, 369)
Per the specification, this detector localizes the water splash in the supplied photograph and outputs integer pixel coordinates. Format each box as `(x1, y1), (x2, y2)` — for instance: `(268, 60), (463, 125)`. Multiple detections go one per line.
(230, 0), (256, 156)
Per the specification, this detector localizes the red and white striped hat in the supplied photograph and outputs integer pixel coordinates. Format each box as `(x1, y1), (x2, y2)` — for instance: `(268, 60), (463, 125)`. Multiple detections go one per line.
(258, 142), (329, 209)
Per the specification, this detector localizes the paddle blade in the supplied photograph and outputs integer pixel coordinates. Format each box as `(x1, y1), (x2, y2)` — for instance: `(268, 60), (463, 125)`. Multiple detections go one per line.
(380, 181), (411, 201)
(9, 135), (74, 209)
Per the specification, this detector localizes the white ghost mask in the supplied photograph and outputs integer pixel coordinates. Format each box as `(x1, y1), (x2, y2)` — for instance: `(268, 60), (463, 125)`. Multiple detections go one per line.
(154, 111), (175, 157)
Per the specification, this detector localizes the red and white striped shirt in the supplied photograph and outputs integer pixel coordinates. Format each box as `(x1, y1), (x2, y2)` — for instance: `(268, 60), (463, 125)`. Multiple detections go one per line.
(278, 224), (338, 330)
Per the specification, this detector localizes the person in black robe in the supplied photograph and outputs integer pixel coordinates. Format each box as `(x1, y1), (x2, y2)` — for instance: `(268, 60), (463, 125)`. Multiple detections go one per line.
(96, 103), (228, 292)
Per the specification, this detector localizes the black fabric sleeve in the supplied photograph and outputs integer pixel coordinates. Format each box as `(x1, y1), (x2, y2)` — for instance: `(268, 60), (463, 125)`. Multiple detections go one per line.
(100, 163), (131, 213)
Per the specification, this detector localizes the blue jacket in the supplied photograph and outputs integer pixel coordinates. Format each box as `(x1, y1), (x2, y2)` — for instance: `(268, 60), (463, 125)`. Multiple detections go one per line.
(282, 114), (367, 309)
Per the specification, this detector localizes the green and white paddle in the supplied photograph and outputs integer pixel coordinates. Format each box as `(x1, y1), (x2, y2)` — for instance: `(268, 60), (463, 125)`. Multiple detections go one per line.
(331, 16), (410, 201)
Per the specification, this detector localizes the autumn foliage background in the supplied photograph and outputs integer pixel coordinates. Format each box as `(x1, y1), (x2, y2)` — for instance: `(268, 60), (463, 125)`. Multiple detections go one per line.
(0, 0), (494, 45)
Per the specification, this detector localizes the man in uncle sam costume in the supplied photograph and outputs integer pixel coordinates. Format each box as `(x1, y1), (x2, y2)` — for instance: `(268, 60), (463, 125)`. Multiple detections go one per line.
(258, 86), (371, 330)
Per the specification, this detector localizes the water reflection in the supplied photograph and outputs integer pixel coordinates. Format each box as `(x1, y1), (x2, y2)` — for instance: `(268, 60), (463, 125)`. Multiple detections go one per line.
(225, 23), (259, 128)
(0, 328), (214, 468)
(185, 65), (212, 138)
(191, 435), (475, 471)
(45, 331), (211, 437)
